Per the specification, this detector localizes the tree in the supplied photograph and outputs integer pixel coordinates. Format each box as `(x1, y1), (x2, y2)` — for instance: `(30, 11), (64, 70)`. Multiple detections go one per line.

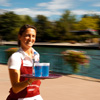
(19, 15), (34, 25)
(35, 15), (53, 42)
(0, 12), (22, 40)
(53, 10), (77, 40)
(51, 21), (66, 40)
(73, 16), (99, 30)
(59, 10), (76, 36)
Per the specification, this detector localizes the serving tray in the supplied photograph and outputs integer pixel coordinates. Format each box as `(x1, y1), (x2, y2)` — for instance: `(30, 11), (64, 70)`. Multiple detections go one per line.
(21, 73), (62, 79)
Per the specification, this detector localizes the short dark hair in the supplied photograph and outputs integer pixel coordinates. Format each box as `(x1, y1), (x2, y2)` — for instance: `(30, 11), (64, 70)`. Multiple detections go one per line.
(18, 24), (37, 46)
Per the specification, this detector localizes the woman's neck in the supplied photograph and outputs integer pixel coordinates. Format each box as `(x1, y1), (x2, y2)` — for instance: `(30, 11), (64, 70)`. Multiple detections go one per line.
(21, 47), (33, 58)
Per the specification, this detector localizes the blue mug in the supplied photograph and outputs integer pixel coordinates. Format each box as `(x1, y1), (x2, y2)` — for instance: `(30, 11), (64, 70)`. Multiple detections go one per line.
(42, 63), (50, 77)
(34, 63), (43, 77)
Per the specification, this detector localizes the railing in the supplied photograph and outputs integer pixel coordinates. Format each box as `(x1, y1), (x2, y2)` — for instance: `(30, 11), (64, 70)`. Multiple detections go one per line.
(0, 49), (100, 79)
(40, 53), (100, 79)
(0, 49), (8, 64)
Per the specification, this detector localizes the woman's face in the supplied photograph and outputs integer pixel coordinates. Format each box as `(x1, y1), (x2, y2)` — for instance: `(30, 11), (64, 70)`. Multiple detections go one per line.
(19, 28), (36, 49)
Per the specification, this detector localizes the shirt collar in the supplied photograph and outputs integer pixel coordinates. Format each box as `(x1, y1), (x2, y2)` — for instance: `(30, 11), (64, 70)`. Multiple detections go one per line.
(18, 47), (34, 59)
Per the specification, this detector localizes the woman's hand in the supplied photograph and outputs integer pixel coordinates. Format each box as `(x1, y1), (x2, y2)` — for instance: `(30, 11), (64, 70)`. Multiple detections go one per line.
(28, 78), (44, 84)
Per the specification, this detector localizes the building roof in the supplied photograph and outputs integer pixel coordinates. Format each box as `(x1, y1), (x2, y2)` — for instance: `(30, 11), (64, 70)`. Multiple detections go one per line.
(70, 29), (99, 35)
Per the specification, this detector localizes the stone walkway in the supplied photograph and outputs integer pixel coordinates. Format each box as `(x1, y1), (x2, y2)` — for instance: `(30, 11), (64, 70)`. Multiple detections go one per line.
(1, 64), (100, 100)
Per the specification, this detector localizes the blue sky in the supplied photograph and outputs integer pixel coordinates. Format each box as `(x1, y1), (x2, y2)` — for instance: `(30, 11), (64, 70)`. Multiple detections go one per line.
(0, 0), (100, 21)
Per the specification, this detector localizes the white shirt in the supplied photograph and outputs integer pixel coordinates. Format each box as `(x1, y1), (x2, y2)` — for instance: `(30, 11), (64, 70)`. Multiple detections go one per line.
(8, 47), (40, 70)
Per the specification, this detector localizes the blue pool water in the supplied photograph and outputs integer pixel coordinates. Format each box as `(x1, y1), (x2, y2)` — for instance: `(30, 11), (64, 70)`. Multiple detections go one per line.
(0, 45), (100, 79)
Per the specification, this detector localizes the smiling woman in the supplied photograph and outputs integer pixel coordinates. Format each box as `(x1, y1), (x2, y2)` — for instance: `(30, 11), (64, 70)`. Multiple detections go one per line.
(18, 25), (37, 47)
(6, 24), (43, 100)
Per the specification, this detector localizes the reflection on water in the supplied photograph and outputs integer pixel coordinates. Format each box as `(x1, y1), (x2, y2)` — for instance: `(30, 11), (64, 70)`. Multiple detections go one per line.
(0, 45), (100, 79)
(0, 45), (17, 63)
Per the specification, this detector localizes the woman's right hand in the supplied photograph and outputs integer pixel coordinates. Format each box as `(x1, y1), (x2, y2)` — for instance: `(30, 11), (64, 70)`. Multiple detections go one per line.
(28, 78), (44, 84)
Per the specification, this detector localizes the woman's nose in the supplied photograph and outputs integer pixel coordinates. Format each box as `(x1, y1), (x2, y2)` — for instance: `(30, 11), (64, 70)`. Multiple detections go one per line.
(29, 36), (33, 41)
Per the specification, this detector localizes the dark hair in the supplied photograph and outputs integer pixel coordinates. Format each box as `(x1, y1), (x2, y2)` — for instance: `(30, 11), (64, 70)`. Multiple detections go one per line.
(18, 24), (37, 46)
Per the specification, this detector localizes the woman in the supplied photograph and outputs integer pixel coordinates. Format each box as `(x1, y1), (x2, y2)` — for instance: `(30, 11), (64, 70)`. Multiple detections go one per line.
(6, 24), (43, 100)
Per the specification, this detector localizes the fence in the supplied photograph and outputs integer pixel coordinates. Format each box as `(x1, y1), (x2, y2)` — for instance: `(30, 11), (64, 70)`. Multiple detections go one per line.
(0, 49), (100, 79)
(40, 53), (100, 79)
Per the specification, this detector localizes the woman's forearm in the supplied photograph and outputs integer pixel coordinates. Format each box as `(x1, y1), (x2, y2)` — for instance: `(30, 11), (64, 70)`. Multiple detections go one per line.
(12, 79), (29, 93)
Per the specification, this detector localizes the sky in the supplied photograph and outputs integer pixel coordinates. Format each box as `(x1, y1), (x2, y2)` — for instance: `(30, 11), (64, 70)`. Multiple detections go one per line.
(0, 0), (100, 21)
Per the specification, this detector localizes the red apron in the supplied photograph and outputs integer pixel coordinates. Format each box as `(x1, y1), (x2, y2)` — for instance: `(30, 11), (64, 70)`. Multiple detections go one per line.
(6, 60), (41, 100)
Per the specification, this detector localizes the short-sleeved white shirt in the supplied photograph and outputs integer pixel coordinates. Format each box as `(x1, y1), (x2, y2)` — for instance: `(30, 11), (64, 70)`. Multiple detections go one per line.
(8, 47), (40, 70)
(7, 47), (43, 100)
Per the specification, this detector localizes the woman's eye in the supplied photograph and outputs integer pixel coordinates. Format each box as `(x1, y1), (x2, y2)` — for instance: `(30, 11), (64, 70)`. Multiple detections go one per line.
(32, 35), (35, 38)
(25, 35), (29, 37)
(25, 34), (35, 38)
